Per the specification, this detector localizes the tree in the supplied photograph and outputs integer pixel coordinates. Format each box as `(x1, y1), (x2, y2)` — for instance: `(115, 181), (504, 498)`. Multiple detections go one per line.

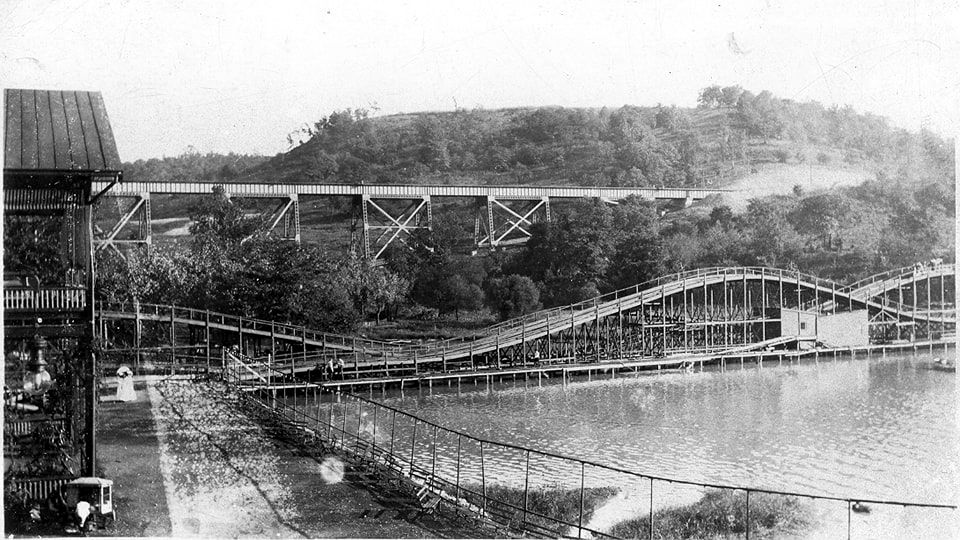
(439, 274), (484, 319)
(788, 193), (853, 250)
(512, 200), (614, 306)
(697, 85), (723, 108)
(719, 85), (743, 108)
(414, 116), (451, 170)
(338, 253), (410, 322)
(189, 186), (264, 251)
(708, 205), (734, 227)
(741, 197), (803, 266)
(738, 90), (784, 142)
(654, 106), (691, 131)
(486, 274), (542, 320)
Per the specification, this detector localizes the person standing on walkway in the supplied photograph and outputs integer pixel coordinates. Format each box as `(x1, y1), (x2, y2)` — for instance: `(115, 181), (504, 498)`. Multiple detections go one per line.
(116, 366), (136, 401)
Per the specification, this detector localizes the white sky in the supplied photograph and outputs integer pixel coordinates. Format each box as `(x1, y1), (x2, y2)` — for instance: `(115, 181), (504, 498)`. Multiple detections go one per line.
(1, 0), (957, 161)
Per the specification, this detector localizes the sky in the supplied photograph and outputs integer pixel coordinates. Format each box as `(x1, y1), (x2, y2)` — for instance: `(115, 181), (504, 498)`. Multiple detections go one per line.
(1, 0), (957, 161)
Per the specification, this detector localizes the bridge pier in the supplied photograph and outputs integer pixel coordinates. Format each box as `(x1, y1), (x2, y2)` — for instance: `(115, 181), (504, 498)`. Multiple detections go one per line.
(357, 193), (431, 259)
(475, 195), (550, 249)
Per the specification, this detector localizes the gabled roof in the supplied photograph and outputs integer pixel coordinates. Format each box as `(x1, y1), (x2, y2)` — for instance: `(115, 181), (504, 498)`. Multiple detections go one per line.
(4, 88), (122, 173)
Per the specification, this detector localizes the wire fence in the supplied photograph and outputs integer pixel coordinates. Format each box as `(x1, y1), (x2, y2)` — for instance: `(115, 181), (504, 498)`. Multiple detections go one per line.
(222, 353), (958, 540)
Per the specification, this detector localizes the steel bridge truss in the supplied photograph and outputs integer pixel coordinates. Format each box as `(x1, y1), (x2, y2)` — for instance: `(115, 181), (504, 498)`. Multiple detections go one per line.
(95, 191), (152, 256)
(95, 191), (301, 258)
(475, 195), (550, 248)
(91, 181), (731, 260)
(354, 194), (432, 259)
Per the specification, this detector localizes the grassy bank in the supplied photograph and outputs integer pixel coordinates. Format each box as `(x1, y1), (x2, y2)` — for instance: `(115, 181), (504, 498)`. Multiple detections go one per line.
(609, 489), (811, 539)
(460, 483), (617, 536)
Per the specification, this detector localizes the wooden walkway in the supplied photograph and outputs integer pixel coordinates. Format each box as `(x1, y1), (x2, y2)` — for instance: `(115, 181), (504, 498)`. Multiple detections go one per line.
(241, 338), (952, 393)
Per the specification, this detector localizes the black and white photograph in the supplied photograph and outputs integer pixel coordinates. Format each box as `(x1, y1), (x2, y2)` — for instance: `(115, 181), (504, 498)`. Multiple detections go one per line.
(2, 1), (956, 538)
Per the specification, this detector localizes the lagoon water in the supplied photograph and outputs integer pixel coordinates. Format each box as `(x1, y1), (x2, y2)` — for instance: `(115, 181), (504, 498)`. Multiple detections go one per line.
(371, 350), (956, 507)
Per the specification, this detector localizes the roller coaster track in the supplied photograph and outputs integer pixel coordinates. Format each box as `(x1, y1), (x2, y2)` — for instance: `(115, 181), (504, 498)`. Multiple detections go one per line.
(397, 265), (955, 365)
(98, 263), (954, 378)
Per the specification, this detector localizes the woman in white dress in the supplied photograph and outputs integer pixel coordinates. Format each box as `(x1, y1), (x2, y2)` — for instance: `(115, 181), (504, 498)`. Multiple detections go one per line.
(115, 366), (136, 402)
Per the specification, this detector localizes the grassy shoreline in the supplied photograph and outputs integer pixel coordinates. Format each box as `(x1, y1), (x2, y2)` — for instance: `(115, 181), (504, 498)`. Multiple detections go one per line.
(610, 489), (812, 539)
(459, 482), (617, 536)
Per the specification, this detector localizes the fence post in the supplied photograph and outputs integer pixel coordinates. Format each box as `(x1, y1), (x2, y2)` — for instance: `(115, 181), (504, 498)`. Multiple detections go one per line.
(356, 401), (363, 455)
(577, 461), (585, 539)
(847, 500), (851, 540)
(431, 425), (439, 481)
(327, 398), (334, 441)
(455, 434), (462, 500)
(522, 450), (530, 527)
(169, 305), (176, 374)
(649, 478), (654, 540)
(340, 400), (348, 450)
(389, 409), (397, 455)
(480, 441), (486, 514)
(745, 489), (751, 540)
(315, 390), (322, 437)
(372, 406), (378, 455)
(205, 309), (211, 374)
(409, 419), (418, 475)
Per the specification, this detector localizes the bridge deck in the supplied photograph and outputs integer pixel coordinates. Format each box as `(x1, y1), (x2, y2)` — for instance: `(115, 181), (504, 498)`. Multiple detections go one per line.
(92, 181), (731, 200)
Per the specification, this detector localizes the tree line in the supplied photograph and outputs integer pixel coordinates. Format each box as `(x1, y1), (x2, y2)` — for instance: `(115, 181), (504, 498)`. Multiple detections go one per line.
(245, 86), (951, 193)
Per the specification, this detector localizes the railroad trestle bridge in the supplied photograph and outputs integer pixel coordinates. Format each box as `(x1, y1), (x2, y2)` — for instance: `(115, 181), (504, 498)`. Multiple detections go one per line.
(85, 263), (955, 380)
(91, 181), (730, 259)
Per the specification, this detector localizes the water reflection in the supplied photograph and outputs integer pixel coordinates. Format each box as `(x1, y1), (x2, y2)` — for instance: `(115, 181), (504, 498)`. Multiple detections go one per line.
(371, 351), (957, 505)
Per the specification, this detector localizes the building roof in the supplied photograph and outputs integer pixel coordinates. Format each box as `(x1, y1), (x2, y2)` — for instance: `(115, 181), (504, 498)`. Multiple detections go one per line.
(4, 88), (122, 173)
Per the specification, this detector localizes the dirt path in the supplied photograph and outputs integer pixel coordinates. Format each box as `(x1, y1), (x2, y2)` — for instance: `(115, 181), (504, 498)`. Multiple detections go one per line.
(97, 379), (489, 538)
(96, 385), (172, 536)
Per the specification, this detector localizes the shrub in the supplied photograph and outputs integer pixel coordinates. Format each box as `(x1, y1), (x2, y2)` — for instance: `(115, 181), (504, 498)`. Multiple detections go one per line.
(610, 490), (811, 539)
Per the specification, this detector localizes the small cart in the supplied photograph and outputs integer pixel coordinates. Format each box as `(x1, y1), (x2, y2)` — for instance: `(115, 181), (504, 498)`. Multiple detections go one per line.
(60, 477), (115, 530)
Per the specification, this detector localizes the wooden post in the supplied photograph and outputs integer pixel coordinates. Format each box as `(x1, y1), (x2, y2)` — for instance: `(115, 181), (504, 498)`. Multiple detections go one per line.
(594, 299), (600, 362)
(496, 328), (502, 369)
(169, 305), (176, 370)
(570, 308), (576, 360)
(546, 314), (552, 358)
(661, 285), (667, 355)
(761, 277), (767, 343)
(409, 419), (418, 474)
(455, 434), (462, 500)
(301, 326), (308, 367)
(682, 279), (688, 352)
(617, 299), (623, 359)
(722, 275), (728, 349)
(204, 310), (211, 373)
(238, 316), (244, 358)
(522, 450), (531, 526)
(480, 441), (486, 514)
(577, 461), (585, 539)
(135, 301), (142, 373)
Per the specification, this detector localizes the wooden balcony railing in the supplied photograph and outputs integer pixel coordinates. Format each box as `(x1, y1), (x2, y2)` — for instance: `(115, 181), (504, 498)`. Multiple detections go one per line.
(3, 288), (87, 311)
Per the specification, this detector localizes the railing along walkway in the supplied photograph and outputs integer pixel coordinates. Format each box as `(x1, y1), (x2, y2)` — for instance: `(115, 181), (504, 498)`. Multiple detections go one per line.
(222, 353), (957, 540)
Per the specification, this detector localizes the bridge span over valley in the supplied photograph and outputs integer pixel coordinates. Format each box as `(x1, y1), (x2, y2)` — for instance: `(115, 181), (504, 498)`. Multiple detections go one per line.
(91, 181), (731, 258)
